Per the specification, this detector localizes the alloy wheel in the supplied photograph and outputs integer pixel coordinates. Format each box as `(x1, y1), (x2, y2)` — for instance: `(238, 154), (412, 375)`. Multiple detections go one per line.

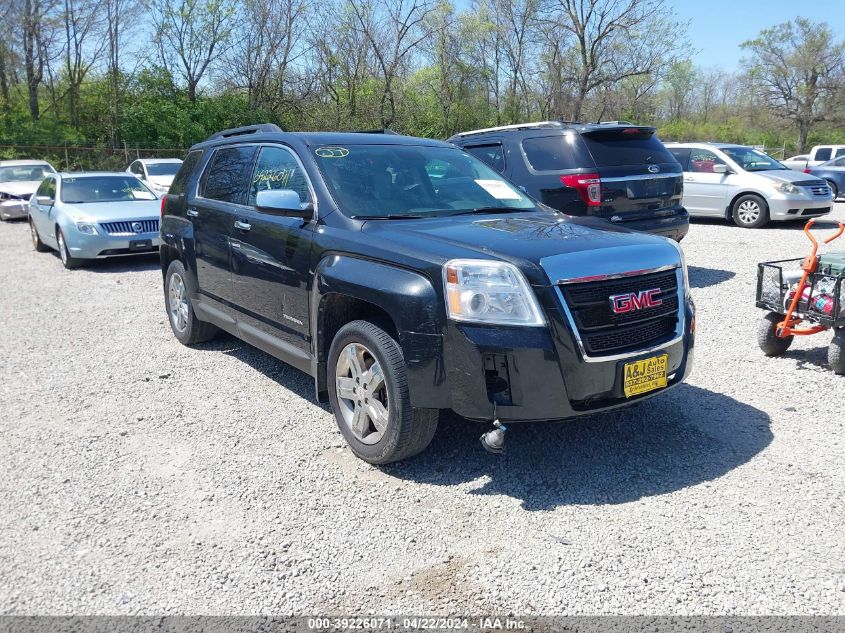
(737, 200), (761, 225)
(168, 272), (190, 333)
(30, 221), (38, 248)
(58, 232), (68, 265)
(334, 342), (389, 445)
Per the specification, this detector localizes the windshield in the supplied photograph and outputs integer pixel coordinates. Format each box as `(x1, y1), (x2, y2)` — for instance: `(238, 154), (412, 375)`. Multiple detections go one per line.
(721, 147), (787, 172)
(61, 176), (157, 203)
(312, 144), (537, 218)
(145, 162), (181, 176)
(0, 164), (55, 183)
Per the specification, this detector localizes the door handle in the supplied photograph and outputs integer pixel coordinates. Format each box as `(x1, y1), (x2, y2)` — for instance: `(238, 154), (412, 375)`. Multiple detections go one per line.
(186, 207), (199, 217)
(234, 220), (251, 231)
(684, 177), (695, 182)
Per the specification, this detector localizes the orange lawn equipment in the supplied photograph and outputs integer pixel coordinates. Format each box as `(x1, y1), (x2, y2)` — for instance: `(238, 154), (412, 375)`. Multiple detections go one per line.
(755, 219), (845, 375)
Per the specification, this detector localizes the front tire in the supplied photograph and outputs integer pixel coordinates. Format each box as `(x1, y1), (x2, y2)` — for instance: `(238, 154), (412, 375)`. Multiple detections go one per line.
(164, 259), (218, 345)
(732, 194), (769, 228)
(825, 180), (839, 200)
(56, 228), (83, 269)
(829, 329), (845, 375)
(757, 311), (793, 356)
(328, 320), (438, 464)
(30, 218), (49, 252)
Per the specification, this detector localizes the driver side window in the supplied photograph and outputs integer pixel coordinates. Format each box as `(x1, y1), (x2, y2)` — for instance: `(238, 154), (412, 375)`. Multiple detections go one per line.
(36, 177), (55, 200)
(689, 149), (726, 173)
(248, 145), (312, 208)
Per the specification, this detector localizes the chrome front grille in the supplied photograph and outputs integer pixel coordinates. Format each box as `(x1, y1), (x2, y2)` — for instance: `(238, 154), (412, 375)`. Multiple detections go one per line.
(809, 185), (831, 196)
(99, 219), (159, 235)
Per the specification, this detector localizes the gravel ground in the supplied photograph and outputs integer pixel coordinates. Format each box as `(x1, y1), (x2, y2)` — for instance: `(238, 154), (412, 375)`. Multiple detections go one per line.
(1, 205), (844, 616)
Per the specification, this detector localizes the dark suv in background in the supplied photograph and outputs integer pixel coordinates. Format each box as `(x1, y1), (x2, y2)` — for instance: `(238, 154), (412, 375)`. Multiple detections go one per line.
(448, 121), (689, 241)
(160, 124), (694, 464)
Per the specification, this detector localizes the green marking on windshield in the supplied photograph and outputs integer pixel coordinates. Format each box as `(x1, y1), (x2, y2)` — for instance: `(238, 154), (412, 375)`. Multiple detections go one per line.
(315, 147), (349, 158)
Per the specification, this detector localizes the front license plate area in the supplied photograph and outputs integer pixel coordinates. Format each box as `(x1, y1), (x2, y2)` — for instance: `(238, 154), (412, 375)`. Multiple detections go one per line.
(623, 354), (668, 398)
(129, 239), (152, 251)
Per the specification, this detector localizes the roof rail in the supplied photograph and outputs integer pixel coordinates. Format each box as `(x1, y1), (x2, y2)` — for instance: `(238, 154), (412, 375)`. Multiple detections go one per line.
(207, 123), (283, 141)
(352, 128), (401, 135)
(451, 121), (567, 138)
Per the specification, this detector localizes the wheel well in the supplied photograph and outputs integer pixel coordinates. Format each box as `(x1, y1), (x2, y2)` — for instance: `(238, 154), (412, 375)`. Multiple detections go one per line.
(725, 191), (768, 220)
(315, 293), (400, 401)
(160, 244), (180, 278)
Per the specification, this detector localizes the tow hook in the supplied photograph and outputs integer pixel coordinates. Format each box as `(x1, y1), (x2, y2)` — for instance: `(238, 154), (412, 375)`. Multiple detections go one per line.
(480, 418), (507, 454)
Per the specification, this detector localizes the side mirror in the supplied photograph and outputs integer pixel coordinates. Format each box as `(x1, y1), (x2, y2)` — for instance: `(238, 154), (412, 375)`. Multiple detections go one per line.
(255, 189), (313, 220)
(36, 195), (54, 206)
(712, 164), (728, 174)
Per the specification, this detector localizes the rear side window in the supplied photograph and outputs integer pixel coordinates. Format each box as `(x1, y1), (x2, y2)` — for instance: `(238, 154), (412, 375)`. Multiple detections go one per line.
(170, 150), (203, 196)
(465, 144), (505, 173)
(836, 148), (845, 159)
(521, 135), (583, 171)
(668, 147), (691, 170)
(815, 148), (832, 161)
(201, 146), (257, 204)
(581, 131), (675, 167)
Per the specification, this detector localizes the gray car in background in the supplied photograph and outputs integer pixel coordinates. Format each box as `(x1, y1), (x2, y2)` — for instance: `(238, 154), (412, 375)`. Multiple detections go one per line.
(28, 172), (161, 269)
(665, 142), (834, 228)
(0, 160), (57, 220)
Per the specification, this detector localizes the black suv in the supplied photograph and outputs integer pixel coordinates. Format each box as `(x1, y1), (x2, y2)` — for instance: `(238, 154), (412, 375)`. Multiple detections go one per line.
(160, 124), (695, 464)
(448, 121), (689, 241)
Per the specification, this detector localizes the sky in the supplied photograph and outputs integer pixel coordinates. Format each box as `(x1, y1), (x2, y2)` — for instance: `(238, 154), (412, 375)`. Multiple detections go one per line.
(669, 0), (845, 71)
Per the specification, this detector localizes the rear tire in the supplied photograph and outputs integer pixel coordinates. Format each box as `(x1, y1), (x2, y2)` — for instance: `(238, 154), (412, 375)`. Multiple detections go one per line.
(328, 320), (438, 464)
(757, 311), (793, 356)
(30, 218), (49, 252)
(732, 194), (769, 228)
(829, 329), (845, 375)
(56, 228), (83, 269)
(164, 259), (218, 345)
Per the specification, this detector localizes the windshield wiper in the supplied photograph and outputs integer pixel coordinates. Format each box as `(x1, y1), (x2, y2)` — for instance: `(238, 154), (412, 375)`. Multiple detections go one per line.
(449, 207), (528, 216)
(352, 214), (425, 220)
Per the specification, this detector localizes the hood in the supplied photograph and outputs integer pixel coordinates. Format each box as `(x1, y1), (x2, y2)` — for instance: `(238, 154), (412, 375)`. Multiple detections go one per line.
(362, 211), (679, 285)
(147, 175), (174, 187)
(64, 199), (161, 222)
(0, 181), (41, 198)
(750, 169), (822, 184)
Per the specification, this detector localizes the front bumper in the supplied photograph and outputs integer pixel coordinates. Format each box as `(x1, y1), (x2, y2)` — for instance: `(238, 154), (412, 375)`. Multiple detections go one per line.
(768, 195), (833, 220)
(67, 230), (161, 259)
(0, 200), (29, 220)
(407, 290), (695, 422)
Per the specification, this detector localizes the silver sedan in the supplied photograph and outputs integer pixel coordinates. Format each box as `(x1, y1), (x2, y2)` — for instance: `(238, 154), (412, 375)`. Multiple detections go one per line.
(28, 172), (161, 269)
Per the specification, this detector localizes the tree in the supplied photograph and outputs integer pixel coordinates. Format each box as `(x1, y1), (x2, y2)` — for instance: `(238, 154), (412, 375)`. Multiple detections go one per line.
(541, 0), (688, 121)
(663, 60), (696, 121)
(221, 0), (310, 114)
(742, 18), (845, 152)
(22, 0), (58, 119)
(348, 0), (442, 128)
(62, 0), (106, 128)
(152, 0), (235, 102)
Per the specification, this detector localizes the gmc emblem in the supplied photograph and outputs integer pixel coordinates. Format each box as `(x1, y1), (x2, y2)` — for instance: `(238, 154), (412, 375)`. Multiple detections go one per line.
(609, 288), (663, 314)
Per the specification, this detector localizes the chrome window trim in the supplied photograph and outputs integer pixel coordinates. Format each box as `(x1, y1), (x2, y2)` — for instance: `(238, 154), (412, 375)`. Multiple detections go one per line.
(193, 142), (319, 221)
(555, 267), (685, 363)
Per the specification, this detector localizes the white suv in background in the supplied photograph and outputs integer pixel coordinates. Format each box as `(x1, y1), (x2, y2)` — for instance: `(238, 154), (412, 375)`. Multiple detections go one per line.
(665, 143), (834, 228)
(126, 158), (183, 195)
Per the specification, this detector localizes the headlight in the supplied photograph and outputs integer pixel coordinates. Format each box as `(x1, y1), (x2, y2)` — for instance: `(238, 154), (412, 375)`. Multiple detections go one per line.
(443, 259), (545, 326)
(76, 222), (97, 235)
(772, 181), (801, 195)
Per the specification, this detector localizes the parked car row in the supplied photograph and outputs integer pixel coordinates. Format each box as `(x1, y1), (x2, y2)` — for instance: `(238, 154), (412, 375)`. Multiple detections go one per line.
(2, 122), (840, 463)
